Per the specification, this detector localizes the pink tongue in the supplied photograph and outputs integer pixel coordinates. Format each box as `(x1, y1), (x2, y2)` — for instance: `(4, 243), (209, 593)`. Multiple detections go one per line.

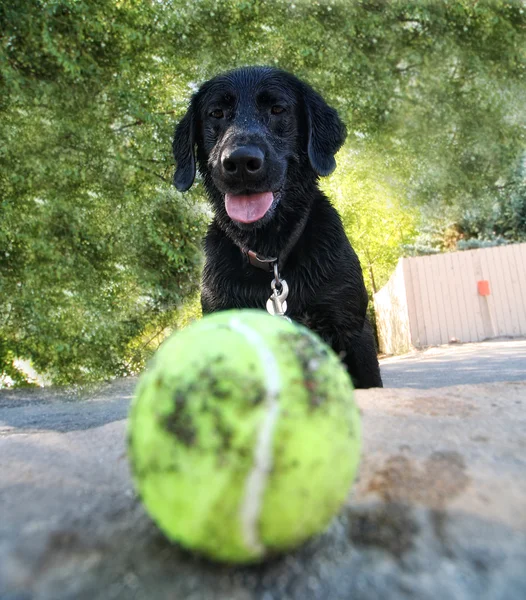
(225, 192), (274, 223)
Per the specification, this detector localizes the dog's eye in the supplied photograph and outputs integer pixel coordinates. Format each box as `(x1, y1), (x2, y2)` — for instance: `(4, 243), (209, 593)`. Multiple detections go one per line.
(271, 105), (285, 115)
(210, 109), (224, 119)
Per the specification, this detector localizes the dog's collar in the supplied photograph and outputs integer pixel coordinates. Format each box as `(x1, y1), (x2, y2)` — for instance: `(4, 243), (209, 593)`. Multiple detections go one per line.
(239, 208), (311, 273)
(242, 249), (277, 272)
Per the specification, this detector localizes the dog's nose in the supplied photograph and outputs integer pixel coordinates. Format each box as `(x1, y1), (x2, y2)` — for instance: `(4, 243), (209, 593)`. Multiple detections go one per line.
(221, 146), (265, 178)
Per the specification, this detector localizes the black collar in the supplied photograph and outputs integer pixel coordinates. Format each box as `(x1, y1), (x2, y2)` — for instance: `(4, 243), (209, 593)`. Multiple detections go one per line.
(239, 208), (311, 273)
(243, 249), (277, 272)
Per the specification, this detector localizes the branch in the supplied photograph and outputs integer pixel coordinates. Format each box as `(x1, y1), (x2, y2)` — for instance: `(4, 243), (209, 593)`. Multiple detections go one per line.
(138, 158), (169, 165)
(124, 322), (170, 369)
(112, 120), (144, 132)
(137, 165), (170, 183)
(112, 111), (178, 132)
(118, 157), (171, 183)
(396, 63), (421, 72)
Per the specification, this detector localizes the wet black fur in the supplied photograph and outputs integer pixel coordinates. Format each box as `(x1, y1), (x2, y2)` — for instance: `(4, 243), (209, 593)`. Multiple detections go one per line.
(173, 66), (383, 388)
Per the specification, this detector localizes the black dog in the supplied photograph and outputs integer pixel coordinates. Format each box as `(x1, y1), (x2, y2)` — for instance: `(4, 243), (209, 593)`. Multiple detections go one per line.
(173, 66), (382, 388)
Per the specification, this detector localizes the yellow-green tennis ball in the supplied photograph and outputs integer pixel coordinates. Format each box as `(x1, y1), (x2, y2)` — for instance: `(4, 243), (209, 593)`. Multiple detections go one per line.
(128, 309), (361, 564)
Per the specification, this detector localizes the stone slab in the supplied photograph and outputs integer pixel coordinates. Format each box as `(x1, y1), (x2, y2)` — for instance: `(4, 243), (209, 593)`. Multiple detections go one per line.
(1, 380), (525, 600)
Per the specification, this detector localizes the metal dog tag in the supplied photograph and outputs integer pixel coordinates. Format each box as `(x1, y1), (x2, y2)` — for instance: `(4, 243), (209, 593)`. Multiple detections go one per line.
(266, 279), (289, 317)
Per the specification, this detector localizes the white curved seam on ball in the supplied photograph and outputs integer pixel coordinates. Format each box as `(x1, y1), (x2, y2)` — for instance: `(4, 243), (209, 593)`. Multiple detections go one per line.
(229, 317), (281, 555)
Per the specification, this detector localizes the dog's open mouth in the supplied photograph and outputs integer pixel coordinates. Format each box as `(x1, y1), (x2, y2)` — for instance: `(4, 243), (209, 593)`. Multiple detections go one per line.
(225, 191), (277, 224)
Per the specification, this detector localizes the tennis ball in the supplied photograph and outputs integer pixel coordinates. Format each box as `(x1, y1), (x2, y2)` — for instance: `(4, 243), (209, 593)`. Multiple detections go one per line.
(128, 309), (361, 563)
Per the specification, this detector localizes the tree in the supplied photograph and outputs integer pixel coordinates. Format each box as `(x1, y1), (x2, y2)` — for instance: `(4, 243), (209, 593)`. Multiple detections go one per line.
(1, 0), (525, 384)
(323, 149), (417, 294)
(0, 0), (207, 384)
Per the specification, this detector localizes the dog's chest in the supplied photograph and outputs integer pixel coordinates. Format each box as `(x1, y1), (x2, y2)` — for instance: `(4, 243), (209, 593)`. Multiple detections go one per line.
(206, 261), (313, 317)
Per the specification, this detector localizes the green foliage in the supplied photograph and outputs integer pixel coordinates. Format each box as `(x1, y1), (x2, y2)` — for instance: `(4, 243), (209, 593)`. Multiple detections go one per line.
(405, 154), (526, 254)
(323, 149), (417, 293)
(1, 0), (525, 384)
(0, 0), (207, 385)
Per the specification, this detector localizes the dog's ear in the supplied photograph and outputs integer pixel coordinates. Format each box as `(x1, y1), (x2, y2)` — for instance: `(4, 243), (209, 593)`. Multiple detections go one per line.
(302, 84), (347, 177)
(172, 103), (196, 192)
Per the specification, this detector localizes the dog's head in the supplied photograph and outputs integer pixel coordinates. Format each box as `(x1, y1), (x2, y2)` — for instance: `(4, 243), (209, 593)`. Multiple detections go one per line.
(172, 67), (346, 229)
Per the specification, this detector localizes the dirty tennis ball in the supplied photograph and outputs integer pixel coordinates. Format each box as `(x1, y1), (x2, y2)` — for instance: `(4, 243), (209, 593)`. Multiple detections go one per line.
(128, 309), (361, 564)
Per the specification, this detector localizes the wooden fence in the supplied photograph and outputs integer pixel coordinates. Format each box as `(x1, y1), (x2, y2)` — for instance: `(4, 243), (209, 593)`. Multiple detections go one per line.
(373, 242), (526, 354)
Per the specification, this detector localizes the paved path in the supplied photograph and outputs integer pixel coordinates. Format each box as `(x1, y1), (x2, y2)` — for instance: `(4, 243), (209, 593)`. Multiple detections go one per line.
(1, 339), (524, 436)
(380, 338), (526, 389)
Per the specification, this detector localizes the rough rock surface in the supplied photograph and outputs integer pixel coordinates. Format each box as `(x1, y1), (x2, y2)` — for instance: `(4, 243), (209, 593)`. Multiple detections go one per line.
(1, 379), (525, 600)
